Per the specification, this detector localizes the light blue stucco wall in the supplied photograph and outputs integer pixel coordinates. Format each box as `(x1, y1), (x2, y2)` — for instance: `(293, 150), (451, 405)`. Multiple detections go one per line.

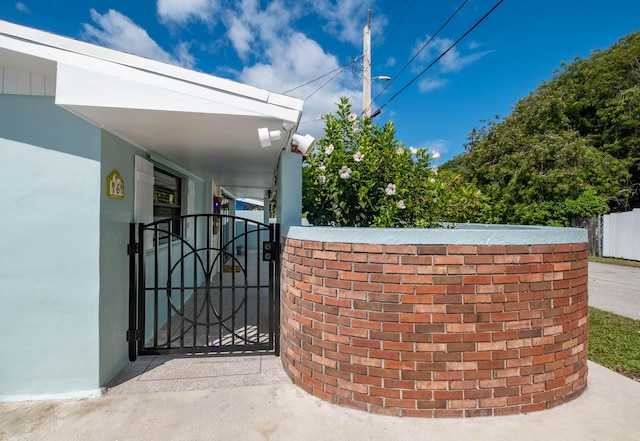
(98, 131), (146, 386)
(0, 95), (221, 400)
(0, 96), (102, 400)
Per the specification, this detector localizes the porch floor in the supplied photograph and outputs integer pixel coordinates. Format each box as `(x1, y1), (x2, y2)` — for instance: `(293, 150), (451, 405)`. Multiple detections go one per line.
(105, 354), (289, 395)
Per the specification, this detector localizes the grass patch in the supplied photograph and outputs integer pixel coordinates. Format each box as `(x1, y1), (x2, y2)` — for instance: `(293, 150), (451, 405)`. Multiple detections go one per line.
(589, 307), (640, 380)
(589, 256), (640, 268)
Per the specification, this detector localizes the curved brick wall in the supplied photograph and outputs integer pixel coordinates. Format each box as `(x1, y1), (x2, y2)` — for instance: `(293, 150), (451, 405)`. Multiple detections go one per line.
(280, 227), (589, 418)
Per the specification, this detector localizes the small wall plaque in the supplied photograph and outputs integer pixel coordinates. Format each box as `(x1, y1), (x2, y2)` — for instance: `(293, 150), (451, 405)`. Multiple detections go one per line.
(107, 170), (124, 199)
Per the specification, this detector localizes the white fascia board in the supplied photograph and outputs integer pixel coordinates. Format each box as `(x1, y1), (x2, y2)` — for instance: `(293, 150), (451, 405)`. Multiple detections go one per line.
(0, 20), (303, 117)
(55, 62), (301, 123)
(267, 92), (304, 112)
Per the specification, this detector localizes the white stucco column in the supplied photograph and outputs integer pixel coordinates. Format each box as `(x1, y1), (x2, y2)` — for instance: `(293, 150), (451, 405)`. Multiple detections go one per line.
(276, 151), (302, 229)
(263, 195), (271, 224)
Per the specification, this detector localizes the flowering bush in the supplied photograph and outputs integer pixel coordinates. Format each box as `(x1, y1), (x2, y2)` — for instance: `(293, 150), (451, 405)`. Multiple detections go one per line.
(302, 98), (489, 227)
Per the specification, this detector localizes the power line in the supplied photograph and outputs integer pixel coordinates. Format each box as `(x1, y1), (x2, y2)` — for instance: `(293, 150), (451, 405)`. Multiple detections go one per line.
(374, 0), (417, 58)
(375, 0), (505, 114)
(373, 0), (468, 104)
(280, 56), (360, 95)
(304, 66), (348, 100)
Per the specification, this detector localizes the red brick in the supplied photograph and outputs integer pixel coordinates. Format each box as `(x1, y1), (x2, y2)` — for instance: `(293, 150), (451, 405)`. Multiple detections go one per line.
(465, 255), (494, 264)
(434, 255), (464, 265)
(477, 245), (507, 255)
(353, 243), (383, 253)
(353, 263), (384, 273)
(370, 273), (401, 284)
(401, 255), (433, 265)
(325, 260), (352, 271)
(385, 264), (416, 274)
(417, 245), (447, 255)
(402, 275), (434, 284)
(448, 245), (478, 254)
(463, 275), (492, 285)
(339, 253), (368, 262)
(385, 245), (417, 254)
(369, 254), (399, 263)
(325, 242), (352, 252)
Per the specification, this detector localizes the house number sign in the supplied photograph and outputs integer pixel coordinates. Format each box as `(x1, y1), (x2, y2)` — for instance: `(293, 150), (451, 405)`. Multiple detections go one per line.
(107, 170), (124, 199)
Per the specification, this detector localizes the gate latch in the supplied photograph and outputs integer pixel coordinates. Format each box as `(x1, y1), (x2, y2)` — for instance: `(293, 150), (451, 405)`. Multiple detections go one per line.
(262, 241), (280, 262)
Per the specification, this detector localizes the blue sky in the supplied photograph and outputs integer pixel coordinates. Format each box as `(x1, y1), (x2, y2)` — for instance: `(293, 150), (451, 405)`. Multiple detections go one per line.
(1, 0), (639, 162)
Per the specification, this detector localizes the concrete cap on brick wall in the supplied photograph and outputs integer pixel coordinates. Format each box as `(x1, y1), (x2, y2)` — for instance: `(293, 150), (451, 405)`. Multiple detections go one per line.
(284, 224), (587, 245)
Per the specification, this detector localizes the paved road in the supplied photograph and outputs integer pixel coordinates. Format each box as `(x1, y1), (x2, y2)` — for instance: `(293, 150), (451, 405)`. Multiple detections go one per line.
(589, 262), (640, 320)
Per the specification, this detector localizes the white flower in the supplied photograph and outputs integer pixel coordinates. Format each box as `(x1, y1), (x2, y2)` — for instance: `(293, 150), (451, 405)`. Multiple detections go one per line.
(409, 146), (418, 155)
(432, 166), (439, 175)
(396, 147), (404, 155)
(432, 151), (441, 160)
(396, 200), (406, 209)
(429, 177), (436, 183)
(317, 175), (326, 184)
(319, 165), (326, 172)
(348, 113), (358, 122)
(353, 151), (364, 162)
(352, 121), (359, 133)
(339, 166), (352, 179)
(385, 183), (396, 195)
(325, 144), (334, 155)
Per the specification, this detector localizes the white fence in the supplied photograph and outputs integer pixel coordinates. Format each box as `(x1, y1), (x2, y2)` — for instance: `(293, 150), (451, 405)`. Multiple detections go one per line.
(603, 208), (640, 261)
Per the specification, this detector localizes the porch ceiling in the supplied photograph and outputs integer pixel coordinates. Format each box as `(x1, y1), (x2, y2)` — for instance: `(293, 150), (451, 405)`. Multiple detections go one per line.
(65, 104), (293, 199)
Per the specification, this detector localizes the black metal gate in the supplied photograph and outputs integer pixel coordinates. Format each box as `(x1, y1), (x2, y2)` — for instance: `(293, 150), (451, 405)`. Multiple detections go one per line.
(127, 214), (280, 360)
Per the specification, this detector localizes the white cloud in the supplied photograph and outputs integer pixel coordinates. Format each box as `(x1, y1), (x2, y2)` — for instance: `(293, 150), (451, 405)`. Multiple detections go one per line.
(418, 77), (449, 93)
(385, 57), (396, 68)
(413, 35), (491, 75)
(468, 40), (482, 50)
(309, 0), (387, 46)
(15, 2), (30, 13)
(238, 30), (358, 140)
(215, 0), (361, 140)
(227, 15), (253, 59)
(422, 139), (449, 157)
(156, 0), (218, 26)
(82, 9), (195, 68)
(174, 41), (196, 68)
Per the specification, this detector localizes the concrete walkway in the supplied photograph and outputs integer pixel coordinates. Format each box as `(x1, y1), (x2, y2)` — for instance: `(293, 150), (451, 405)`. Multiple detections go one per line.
(1, 261), (640, 441)
(0, 359), (639, 441)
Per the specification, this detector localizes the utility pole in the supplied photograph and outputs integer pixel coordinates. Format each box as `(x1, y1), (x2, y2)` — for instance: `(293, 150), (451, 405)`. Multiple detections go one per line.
(363, 10), (371, 117)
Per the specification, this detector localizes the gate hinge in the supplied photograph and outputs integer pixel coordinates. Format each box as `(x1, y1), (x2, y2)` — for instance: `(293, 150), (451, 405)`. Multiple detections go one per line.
(127, 243), (140, 255)
(262, 241), (280, 261)
(126, 329), (141, 341)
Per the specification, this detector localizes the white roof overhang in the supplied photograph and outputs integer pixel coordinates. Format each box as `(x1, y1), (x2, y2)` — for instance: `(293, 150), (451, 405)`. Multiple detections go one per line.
(0, 20), (304, 199)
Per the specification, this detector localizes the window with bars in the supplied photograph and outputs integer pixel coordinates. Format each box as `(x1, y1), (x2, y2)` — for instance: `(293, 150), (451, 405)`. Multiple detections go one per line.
(153, 167), (182, 238)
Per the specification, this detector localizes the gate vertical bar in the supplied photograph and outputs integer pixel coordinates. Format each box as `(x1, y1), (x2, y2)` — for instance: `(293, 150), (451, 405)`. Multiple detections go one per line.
(153, 225), (159, 347)
(166, 220), (172, 348)
(256, 222), (261, 345)
(137, 223), (147, 355)
(217, 214), (223, 349)
(128, 223), (138, 361)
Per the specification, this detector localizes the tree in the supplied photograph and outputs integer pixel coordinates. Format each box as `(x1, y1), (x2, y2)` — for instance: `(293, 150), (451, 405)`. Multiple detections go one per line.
(455, 30), (640, 226)
(303, 98), (490, 227)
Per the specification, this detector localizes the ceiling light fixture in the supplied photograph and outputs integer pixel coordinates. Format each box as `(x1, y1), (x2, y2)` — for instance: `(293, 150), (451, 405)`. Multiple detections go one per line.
(291, 133), (315, 156)
(258, 127), (282, 148)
